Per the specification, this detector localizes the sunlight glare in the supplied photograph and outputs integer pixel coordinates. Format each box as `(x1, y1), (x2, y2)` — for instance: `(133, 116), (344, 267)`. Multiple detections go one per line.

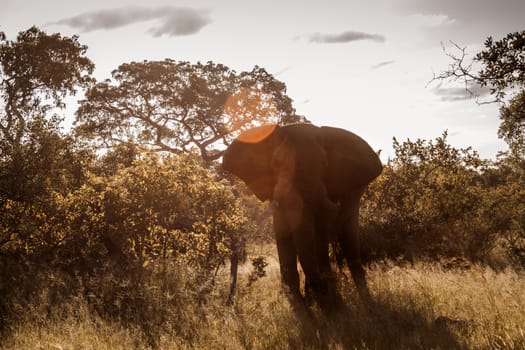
(235, 124), (277, 143)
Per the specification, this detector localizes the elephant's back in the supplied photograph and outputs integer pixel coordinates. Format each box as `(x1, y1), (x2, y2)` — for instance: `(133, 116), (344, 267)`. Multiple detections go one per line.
(320, 126), (382, 194)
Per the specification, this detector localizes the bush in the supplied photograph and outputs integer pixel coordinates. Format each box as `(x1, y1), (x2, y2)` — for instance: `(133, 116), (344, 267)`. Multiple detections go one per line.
(361, 131), (524, 266)
(0, 151), (248, 335)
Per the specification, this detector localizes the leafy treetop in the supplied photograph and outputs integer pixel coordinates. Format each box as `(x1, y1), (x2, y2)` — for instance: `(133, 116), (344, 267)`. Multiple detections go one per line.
(0, 26), (94, 119)
(75, 59), (300, 162)
(0, 26), (94, 202)
(435, 31), (525, 158)
(434, 30), (525, 102)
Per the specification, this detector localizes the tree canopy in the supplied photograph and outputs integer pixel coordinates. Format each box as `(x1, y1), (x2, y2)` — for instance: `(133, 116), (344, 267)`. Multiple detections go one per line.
(499, 90), (525, 154)
(0, 26), (93, 124)
(0, 27), (94, 251)
(435, 30), (525, 102)
(436, 30), (525, 160)
(75, 59), (299, 161)
(0, 25), (94, 198)
(475, 31), (525, 100)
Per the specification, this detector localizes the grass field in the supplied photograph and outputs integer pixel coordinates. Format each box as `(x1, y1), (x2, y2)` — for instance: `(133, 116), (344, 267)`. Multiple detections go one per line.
(2, 249), (524, 350)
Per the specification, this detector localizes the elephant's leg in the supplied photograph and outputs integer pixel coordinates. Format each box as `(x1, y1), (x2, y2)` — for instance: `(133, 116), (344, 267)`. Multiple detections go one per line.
(276, 236), (301, 299)
(292, 215), (332, 307)
(273, 210), (301, 300)
(316, 231), (333, 287)
(316, 206), (338, 291)
(310, 229), (341, 310)
(304, 231), (329, 305)
(339, 189), (371, 302)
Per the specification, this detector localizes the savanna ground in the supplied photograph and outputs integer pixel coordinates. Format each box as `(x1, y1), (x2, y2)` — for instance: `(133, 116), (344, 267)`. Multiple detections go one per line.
(2, 244), (524, 350)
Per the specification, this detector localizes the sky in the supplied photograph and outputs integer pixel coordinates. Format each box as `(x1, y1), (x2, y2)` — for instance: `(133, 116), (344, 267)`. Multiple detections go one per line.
(1, 0), (524, 160)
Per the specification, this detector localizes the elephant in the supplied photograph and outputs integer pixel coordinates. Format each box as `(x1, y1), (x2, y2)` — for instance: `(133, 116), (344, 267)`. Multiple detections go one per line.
(222, 123), (382, 308)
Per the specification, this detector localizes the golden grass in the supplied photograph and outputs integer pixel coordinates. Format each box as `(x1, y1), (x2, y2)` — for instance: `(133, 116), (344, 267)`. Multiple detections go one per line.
(2, 255), (524, 350)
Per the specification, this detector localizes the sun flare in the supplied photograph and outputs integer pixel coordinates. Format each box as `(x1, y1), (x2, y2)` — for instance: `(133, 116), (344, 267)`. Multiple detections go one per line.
(235, 124), (277, 143)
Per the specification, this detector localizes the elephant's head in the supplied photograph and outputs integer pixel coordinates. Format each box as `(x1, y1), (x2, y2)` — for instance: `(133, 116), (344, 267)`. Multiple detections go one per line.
(223, 124), (332, 211)
(222, 124), (279, 201)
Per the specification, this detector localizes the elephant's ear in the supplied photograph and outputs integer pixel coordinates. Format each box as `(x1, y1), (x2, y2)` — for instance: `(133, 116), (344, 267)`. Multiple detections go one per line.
(222, 125), (279, 202)
(320, 126), (383, 189)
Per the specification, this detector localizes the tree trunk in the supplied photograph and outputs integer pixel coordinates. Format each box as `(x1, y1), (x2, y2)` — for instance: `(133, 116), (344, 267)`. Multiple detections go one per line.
(226, 243), (239, 306)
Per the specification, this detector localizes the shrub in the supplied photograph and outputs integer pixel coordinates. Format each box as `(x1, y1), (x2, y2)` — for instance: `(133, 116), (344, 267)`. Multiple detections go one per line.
(361, 132), (510, 264)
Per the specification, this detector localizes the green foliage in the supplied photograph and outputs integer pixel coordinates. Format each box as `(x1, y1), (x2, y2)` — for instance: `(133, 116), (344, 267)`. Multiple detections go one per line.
(431, 31), (525, 266)
(475, 31), (525, 100)
(361, 131), (525, 266)
(0, 147), (84, 255)
(0, 150), (250, 337)
(499, 90), (525, 155)
(0, 26), (94, 256)
(75, 60), (296, 161)
(0, 26), (93, 156)
(99, 152), (245, 270)
(436, 30), (525, 103)
(483, 153), (525, 267)
(0, 26), (94, 112)
(248, 256), (268, 286)
(437, 31), (525, 163)
(0, 26), (259, 336)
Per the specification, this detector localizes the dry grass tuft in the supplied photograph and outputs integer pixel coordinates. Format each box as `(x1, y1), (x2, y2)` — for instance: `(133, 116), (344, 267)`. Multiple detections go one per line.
(2, 255), (524, 349)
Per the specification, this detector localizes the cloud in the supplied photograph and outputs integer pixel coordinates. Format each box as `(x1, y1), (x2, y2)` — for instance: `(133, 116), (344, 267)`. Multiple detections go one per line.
(433, 85), (491, 102)
(399, 0), (525, 24)
(52, 6), (211, 37)
(308, 30), (385, 44)
(397, 0), (525, 44)
(433, 87), (473, 102)
(371, 60), (396, 70)
(148, 8), (211, 37)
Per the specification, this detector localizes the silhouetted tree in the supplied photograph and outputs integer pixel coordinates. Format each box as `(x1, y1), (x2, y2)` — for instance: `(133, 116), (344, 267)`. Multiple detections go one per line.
(434, 31), (525, 102)
(75, 60), (297, 162)
(434, 33), (524, 263)
(435, 31), (525, 156)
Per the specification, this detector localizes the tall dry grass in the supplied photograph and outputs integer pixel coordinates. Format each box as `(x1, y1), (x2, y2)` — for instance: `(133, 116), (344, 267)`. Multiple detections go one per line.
(1, 251), (524, 349)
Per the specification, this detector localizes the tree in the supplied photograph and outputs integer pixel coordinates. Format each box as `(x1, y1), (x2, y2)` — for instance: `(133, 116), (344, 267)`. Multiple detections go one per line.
(0, 26), (94, 199)
(75, 60), (298, 162)
(499, 90), (525, 156)
(67, 152), (247, 298)
(0, 27), (94, 253)
(434, 31), (525, 102)
(473, 31), (525, 101)
(0, 26), (94, 139)
(434, 31), (525, 156)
